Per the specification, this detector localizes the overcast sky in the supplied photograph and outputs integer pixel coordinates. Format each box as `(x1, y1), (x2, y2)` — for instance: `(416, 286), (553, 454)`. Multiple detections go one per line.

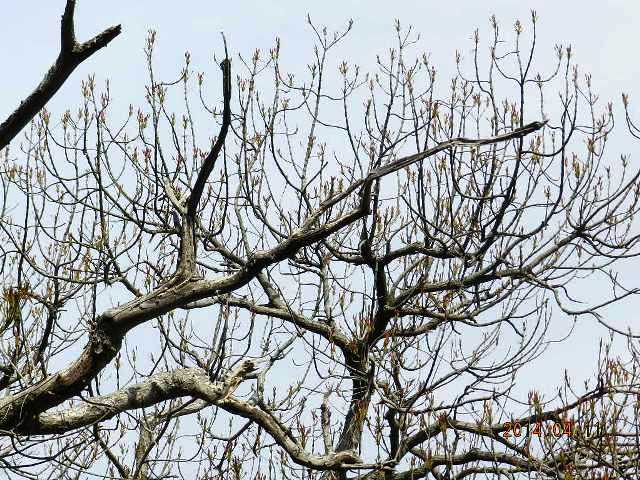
(3, 0), (640, 401)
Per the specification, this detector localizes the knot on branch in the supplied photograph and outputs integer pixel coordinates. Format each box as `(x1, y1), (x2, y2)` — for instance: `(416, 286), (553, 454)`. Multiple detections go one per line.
(330, 449), (362, 465)
(90, 323), (121, 357)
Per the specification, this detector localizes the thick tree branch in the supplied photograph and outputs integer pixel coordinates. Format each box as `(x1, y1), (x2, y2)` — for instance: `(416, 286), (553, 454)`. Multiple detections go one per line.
(14, 363), (365, 472)
(15, 362), (256, 435)
(0, 0), (121, 151)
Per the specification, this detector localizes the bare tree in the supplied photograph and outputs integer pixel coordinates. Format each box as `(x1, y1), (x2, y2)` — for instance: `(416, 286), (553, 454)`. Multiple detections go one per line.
(2, 5), (640, 479)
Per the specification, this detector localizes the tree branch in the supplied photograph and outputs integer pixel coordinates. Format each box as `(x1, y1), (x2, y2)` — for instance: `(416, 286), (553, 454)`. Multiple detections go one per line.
(187, 58), (232, 217)
(0, 0), (121, 151)
(14, 362), (255, 435)
(0, 122), (543, 432)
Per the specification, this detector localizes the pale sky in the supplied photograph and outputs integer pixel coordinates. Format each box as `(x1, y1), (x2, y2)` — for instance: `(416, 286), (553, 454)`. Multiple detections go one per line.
(3, 1), (639, 123)
(2, 0), (640, 422)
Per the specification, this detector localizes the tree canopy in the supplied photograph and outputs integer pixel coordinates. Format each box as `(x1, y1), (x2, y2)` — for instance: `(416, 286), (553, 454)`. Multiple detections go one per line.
(2, 2), (640, 479)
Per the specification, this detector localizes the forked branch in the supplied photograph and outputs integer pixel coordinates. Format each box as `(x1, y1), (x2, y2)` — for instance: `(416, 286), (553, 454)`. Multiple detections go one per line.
(0, 0), (121, 151)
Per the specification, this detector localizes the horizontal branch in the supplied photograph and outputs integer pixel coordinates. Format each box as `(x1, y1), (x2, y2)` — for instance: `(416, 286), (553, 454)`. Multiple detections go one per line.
(14, 363), (365, 471)
(15, 359), (261, 435)
(392, 448), (555, 480)
(183, 293), (353, 353)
